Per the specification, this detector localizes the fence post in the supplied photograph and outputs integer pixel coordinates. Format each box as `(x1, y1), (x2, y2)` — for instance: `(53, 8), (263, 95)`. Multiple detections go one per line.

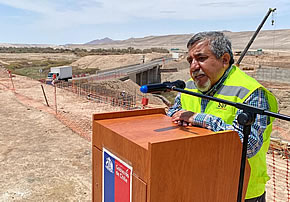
(8, 70), (15, 91)
(52, 75), (57, 114)
(41, 85), (49, 107)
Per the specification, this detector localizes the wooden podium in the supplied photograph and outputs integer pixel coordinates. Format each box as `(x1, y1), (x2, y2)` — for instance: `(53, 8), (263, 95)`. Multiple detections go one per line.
(92, 108), (250, 202)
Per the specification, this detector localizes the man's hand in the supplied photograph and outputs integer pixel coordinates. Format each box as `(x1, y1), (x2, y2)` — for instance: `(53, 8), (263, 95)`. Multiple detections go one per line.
(171, 110), (195, 126)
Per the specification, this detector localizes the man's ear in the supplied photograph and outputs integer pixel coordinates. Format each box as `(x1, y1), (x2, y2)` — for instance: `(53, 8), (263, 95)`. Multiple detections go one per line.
(222, 53), (231, 68)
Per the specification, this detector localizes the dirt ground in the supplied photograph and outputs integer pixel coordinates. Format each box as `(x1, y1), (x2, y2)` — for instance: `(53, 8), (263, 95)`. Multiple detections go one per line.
(0, 65), (167, 201)
(0, 85), (92, 201)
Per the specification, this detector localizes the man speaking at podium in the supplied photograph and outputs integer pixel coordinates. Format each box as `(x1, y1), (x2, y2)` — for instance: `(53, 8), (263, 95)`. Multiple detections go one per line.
(167, 31), (278, 201)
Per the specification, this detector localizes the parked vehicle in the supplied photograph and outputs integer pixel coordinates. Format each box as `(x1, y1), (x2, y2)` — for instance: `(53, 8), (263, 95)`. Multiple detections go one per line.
(46, 66), (72, 84)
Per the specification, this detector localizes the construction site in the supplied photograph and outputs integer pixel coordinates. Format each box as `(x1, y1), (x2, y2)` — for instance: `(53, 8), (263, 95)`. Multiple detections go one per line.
(1, 9), (290, 201)
(0, 47), (289, 201)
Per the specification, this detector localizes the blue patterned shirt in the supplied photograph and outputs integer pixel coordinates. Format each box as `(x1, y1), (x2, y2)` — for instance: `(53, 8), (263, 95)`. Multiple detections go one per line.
(167, 70), (270, 158)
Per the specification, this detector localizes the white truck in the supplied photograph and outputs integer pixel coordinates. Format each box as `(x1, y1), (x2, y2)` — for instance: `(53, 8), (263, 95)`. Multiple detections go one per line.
(46, 66), (72, 84)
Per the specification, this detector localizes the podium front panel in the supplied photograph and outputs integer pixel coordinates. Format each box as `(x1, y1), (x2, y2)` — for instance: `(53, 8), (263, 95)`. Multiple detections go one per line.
(148, 130), (250, 202)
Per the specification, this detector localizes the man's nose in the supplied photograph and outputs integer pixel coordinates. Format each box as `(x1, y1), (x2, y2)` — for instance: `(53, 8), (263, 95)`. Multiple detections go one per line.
(190, 59), (200, 71)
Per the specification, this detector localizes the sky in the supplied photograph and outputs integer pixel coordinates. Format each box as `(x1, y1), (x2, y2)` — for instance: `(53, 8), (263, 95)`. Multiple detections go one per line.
(0, 0), (289, 45)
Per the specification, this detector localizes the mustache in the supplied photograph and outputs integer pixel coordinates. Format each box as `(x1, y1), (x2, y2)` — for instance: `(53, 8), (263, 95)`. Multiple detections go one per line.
(192, 69), (206, 77)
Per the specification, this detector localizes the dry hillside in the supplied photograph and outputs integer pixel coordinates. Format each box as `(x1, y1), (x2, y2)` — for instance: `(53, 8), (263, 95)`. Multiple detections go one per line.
(71, 53), (168, 70)
(67, 29), (290, 52)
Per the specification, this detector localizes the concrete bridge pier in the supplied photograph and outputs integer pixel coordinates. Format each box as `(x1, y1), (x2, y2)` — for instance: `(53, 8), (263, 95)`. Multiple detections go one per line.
(132, 65), (161, 86)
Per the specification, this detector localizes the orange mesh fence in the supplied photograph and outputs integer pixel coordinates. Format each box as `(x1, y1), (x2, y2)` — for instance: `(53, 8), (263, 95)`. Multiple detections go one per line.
(55, 81), (137, 110)
(267, 139), (290, 201)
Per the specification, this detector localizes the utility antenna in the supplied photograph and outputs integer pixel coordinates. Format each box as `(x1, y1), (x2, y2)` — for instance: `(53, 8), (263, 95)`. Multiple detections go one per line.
(271, 9), (277, 54)
(236, 8), (276, 66)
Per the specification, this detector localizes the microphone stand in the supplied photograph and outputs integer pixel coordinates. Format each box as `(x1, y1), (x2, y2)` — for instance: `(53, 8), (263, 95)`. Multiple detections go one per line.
(167, 86), (290, 202)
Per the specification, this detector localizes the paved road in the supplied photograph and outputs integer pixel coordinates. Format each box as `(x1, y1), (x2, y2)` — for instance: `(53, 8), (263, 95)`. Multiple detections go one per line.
(73, 58), (173, 81)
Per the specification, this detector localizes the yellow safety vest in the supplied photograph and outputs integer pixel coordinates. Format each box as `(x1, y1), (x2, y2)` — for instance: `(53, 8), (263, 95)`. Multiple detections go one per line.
(180, 65), (278, 199)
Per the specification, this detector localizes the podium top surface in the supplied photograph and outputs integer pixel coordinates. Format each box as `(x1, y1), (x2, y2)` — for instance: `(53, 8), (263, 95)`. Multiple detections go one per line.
(93, 108), (216, 150)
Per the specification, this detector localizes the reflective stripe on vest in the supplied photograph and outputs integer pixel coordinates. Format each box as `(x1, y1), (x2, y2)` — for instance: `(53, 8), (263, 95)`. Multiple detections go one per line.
(185, 80), (251, 99)
(217, 85), (250, 100)
(181, 65), (278, 199)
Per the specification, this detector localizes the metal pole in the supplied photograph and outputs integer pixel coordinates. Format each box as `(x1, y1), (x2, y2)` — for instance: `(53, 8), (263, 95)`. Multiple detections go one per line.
(236, 8), (276, 66)
(237, 122), (252, 202)
(54, 82), (57, 114)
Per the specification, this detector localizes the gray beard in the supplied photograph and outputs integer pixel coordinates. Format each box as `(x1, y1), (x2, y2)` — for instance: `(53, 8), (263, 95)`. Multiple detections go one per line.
(194, 78), (211, 92)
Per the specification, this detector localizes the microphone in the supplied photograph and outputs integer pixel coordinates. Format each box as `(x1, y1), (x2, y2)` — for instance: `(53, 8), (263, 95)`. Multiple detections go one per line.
(140, 80), (185, 93)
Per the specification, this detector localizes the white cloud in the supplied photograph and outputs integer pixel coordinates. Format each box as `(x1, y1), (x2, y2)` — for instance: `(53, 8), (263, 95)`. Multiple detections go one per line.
(0, 0), (289, 35)
(0, 0), (285, 22)
(0, 0), (54, 14)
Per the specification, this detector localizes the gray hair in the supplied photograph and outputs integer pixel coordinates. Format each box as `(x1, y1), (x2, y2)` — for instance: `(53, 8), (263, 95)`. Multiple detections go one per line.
(187, 31), (234, 66)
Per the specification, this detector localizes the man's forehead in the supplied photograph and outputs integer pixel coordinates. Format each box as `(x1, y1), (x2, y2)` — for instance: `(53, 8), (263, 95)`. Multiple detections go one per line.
(188, 40), (210, 55)
(189, 39), (209, 50)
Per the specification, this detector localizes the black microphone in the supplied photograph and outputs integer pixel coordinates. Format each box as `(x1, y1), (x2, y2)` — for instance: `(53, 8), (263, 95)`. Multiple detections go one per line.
(140, 80), (185, 93)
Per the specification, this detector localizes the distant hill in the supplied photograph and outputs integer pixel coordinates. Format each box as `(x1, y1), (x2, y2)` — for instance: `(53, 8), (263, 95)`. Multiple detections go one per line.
(75, 29), (290, 51)
(85, 37), (115, 45)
